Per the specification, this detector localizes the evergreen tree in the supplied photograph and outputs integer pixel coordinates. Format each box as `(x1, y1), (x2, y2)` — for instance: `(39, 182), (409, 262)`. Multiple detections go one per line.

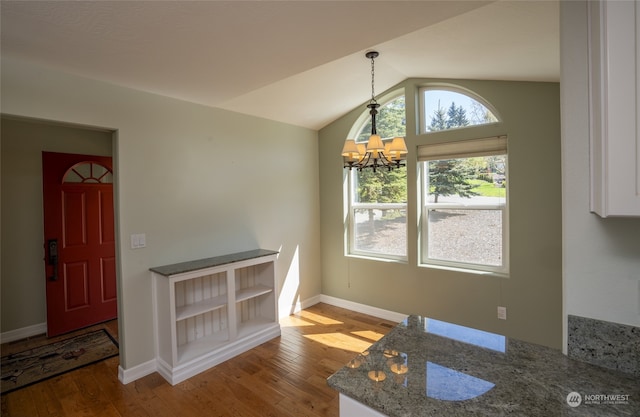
(446, 102), (469, 129)
(455, 105), (469, 127)
(377, 98), (406, 138)
(426, 102), (477, 201)
(356, 169), (383, 203)
(428, 101), (470, 131)
(428, 102), (447, 132)
(428, 159), (478, 203)
(446, 102), (458, 129)
(357, 167), (406, 203)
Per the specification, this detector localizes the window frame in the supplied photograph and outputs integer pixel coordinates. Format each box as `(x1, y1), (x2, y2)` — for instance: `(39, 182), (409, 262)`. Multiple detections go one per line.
(63, 161), (113, 184)
(417, 85), (507, 275)
(419, 85), (500, 135)
(345, 90), (408, 262)
(418, 142), (509, 275)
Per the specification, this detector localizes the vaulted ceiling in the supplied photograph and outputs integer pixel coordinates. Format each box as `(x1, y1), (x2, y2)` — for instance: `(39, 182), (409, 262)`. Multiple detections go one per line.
(1, 1), (559, 130)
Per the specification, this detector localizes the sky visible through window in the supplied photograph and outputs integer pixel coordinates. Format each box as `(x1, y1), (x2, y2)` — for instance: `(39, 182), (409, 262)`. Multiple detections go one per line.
(423, 89), (497, 130)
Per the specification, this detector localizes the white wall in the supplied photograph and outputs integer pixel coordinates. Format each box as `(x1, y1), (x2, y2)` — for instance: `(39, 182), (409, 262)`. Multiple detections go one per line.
(560, 1), (640, 341)
(0, 57), (322, 370)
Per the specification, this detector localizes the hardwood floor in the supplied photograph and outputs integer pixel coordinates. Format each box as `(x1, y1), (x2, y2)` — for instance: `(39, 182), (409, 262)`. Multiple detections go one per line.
(1, 303), (397, 417)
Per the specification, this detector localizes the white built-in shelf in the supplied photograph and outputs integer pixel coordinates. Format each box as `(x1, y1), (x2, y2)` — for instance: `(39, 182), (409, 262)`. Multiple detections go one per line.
(175, 294), (228, 322)
(236, 285), (273, 303)
(151, 249), (280, 385)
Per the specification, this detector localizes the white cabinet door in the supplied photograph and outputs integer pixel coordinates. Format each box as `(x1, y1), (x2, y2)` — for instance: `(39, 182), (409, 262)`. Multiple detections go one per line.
(589, 0), (640, 217)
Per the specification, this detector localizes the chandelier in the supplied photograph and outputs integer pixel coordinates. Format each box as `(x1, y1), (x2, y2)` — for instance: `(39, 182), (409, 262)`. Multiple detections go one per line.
(342, 51), (407, 172)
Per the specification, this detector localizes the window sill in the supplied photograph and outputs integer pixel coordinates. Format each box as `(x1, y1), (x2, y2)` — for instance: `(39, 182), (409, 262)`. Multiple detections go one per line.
(418, 262), (509, 278)
(346, 253), (408, 264)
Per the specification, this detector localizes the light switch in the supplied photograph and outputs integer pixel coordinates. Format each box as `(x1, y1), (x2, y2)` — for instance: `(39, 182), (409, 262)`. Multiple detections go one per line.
(130, 233), (146, 249)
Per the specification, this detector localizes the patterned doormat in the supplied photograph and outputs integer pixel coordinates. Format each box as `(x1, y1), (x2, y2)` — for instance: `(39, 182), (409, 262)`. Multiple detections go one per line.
(1, 329), (118, 394)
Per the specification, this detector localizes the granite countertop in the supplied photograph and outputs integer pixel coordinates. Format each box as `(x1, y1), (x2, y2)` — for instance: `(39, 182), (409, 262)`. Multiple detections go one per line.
(149, 249), (278, 277)
(327, 316), (639, 417)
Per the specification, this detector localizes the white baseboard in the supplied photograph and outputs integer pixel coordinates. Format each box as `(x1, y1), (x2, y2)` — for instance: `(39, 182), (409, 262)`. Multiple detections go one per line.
(0, 322), (47, 343)
(318, 294), (408, 323)
(118, 359), (157, 384)
(279, 295), (322, 318)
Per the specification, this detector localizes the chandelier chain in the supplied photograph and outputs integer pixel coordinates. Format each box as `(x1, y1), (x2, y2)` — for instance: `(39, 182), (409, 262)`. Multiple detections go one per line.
(370, 55), (376, 103)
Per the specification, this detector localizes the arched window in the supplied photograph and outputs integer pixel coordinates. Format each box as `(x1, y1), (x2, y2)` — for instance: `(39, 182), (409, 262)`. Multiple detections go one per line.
(63, 162), (113, 184)
(346, 92), (407, 261)
(420, 87), (499, 133)
(418, 87), (508, 274)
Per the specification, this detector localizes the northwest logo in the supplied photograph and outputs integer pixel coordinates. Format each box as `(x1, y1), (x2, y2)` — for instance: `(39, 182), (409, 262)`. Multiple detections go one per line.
(566, 392), (582, 407)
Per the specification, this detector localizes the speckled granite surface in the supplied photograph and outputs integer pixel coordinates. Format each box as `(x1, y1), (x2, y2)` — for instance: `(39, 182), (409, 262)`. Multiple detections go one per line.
(568, 315), (639, 377)
(149, 249), (278, 276)
(327, 316), (639, 417)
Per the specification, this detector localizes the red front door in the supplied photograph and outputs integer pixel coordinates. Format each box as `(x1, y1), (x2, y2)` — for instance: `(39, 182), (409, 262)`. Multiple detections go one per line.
(42, 152), (117, 336)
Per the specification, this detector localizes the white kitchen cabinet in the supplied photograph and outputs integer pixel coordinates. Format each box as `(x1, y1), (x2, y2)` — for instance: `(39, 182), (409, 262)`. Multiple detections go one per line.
(588, 0), (640, 217)
(151, 249), (280, 385)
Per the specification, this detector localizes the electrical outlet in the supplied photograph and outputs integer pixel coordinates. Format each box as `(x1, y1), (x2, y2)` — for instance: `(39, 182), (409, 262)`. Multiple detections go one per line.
(497, 306), (507, 320)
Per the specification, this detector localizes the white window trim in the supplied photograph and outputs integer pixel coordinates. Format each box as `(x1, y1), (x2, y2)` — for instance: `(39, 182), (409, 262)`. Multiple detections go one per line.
(418, 137), (509, 275)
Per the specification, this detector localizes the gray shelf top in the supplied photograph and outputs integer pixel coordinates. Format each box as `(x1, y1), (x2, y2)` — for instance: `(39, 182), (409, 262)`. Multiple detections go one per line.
(150, 249), (278, 277)
(327, 315), (639, 417)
